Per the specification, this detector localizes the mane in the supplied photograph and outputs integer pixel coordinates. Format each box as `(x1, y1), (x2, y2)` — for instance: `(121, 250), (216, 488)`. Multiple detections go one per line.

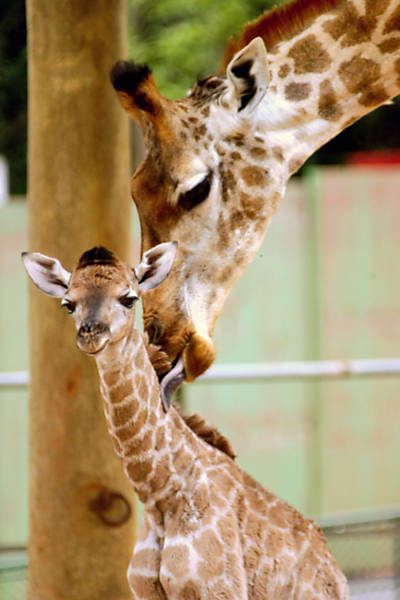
(220, 0), (342, 70)
(143, 332), (172, 376)
(175, 404), (237, 460)
(142, 336), (236, 460)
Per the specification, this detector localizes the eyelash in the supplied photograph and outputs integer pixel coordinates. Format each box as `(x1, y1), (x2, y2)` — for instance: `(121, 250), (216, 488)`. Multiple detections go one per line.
(178, 172), (212, 211)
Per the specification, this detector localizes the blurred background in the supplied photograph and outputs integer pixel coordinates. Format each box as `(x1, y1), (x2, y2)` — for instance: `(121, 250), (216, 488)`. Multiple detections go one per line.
(1, 0), (400, 598)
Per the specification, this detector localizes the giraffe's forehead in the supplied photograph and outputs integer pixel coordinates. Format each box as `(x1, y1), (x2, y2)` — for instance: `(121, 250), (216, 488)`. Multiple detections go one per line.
(69, 262), (136, 296)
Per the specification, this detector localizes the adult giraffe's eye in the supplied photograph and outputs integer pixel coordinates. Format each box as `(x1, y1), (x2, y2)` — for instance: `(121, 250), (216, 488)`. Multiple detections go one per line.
(119, 294), (138, 309)
(61, 299), (76, 314)
(178, 173), (212, 211)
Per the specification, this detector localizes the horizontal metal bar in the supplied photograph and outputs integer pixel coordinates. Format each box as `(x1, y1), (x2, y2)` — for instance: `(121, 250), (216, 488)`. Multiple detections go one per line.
(0, 371), (29, 388)
(198, 358), (400, 382)
(315, 504), (400, 530)
(1, 358), (400, 390)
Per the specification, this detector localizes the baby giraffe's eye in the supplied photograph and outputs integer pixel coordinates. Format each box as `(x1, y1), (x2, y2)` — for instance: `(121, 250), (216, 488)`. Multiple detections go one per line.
(119, 294), (138, 309)
(61, 299), (76, 314)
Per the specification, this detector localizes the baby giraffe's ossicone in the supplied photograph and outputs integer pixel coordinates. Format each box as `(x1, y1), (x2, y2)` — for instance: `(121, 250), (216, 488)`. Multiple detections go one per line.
(22, 242), (182, 410)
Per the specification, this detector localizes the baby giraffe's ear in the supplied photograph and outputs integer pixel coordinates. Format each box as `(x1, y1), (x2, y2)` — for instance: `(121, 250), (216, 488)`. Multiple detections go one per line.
(226, 37), (269, 113)
(22, 252), (71, 297)
(135, 242), (177, 292)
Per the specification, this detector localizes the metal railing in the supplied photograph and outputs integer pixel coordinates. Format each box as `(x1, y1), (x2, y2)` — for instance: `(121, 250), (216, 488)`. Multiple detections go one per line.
(2, 357), (400, 390)
(199, 358), (400, 382)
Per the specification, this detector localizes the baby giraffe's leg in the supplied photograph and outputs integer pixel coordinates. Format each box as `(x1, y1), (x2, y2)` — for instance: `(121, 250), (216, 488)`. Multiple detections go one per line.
(128, 515), (167, 599)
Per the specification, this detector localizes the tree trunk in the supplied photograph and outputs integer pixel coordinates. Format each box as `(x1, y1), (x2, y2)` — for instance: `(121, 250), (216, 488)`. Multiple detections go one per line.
(26, 1), (135, 598)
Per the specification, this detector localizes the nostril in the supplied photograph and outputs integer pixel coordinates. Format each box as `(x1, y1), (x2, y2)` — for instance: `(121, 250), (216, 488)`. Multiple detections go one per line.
(78, 321), (108, 337)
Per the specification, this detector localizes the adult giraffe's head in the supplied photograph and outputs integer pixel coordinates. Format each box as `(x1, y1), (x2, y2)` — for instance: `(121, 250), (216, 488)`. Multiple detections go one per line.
(111, 38), (277, 382)
(111, 0), (400, 382)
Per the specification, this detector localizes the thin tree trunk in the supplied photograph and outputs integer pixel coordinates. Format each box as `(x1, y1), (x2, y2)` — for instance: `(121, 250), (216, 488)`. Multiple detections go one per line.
(26, 1), (135, 598)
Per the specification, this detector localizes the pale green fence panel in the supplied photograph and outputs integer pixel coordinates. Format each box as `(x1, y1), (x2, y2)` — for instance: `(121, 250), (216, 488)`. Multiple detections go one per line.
(187, 167), (400, 518)
(311, 168), (400, 514)
(0, 201), (29, 546)
(187, 180), (319, 515)
(1, 167), (400, 548)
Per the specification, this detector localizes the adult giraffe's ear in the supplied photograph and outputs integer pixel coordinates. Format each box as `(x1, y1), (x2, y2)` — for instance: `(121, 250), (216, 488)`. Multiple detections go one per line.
(135, 242), (177, 292)
(22, 252), (71, 297)
(226, 37), (269, 113)
(110, 61), (166, 125)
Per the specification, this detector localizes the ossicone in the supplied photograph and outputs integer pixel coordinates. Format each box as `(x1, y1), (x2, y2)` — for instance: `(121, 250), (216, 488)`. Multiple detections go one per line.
(110, 60), (151, 96)
(110, 59), (166, 122)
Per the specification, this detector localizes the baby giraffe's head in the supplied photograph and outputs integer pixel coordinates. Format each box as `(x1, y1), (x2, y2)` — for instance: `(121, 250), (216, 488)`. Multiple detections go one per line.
(23, 241), (177, 363)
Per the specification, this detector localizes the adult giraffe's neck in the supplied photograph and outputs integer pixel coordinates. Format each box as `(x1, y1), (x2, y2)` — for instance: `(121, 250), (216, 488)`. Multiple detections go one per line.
(94, 327), (202, 508)
(258, 0), (399, 176)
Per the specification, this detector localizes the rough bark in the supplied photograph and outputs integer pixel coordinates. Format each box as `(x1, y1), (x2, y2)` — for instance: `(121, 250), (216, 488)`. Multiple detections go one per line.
(26, 1), (134, 598)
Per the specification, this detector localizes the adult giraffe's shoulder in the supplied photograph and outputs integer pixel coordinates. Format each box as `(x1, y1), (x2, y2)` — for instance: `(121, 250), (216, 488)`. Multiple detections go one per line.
(111, 0), (400, 384)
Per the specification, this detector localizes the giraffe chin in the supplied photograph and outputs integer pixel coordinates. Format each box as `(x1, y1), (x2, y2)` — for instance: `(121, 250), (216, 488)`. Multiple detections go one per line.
(182, 332), (216, 382)
(76, 335), (110, 355)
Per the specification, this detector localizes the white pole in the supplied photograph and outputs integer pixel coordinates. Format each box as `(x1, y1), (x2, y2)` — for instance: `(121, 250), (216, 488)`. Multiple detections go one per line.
(0, 155), (9, 205)
(198, 358), (400, 382)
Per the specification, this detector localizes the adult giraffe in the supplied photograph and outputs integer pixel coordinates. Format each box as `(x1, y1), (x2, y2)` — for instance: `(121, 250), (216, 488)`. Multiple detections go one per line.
(111, 0), (400, 390)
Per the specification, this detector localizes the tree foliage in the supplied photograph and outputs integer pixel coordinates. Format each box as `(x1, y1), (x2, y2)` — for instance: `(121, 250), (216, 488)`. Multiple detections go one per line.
(0, 0), (398, 196)
(128, 0), (278, 99)
(128, 0), (400, 166)
(0, 0), (26, 194)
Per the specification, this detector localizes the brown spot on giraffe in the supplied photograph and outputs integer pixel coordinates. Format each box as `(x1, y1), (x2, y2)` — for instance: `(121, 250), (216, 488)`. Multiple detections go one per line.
(323, 0), (381, 47)
(318, 79), (344, 121)
(278, 63), (291, 78)
(284, 81), (312, 101)
(379, 38), (400, 54)
(112, 399), (140, 428)
(338, 56), (389, 106)
(124, 430), (152, 457)
(119, 406), (148, 440)
(240, 193), (268, 222)
(289, 157), (304, 174)
(288, 34), (331, 73)
(181, 580), (201, 600)
(250, 146), (268, 159)
(272, 146), (284, 162)
(126, 458), (152, 482)
(241, 165), (269, 187)
(384, 3), (400, 34)
(219, 164), (236, 200)
(133, 548), (160, 571)
(230, 150), (242, 161)
(162, 545), (190, 578)
(103, 369), (119, 387)
(150, 455), (170, 493)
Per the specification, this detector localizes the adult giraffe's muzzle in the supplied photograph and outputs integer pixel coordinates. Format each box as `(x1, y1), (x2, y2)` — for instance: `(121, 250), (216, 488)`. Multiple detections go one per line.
(142, 295), (216, 384)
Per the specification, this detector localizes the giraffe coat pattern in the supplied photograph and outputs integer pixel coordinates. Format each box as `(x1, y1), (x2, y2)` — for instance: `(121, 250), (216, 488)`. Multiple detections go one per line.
(23, 247), (348, 599)
(111, 0), (400, 384)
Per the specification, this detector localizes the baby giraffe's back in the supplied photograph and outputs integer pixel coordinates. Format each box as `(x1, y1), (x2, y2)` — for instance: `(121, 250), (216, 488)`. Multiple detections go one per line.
(230, 464), (348, 599)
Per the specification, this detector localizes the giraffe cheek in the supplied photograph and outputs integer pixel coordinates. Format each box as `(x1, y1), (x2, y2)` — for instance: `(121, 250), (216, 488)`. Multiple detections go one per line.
(183, 333), (216, 381)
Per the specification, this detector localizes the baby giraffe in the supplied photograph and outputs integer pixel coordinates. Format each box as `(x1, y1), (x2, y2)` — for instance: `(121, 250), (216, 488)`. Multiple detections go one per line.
(23, 244), (348, 599)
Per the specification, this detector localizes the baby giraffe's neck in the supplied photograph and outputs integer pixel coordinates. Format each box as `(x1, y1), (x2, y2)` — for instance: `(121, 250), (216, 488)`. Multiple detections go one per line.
(94, 326), (200, 510)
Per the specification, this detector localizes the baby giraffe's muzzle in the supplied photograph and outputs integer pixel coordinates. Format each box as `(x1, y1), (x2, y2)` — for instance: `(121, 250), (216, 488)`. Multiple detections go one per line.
(76, 321), (111, 355)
